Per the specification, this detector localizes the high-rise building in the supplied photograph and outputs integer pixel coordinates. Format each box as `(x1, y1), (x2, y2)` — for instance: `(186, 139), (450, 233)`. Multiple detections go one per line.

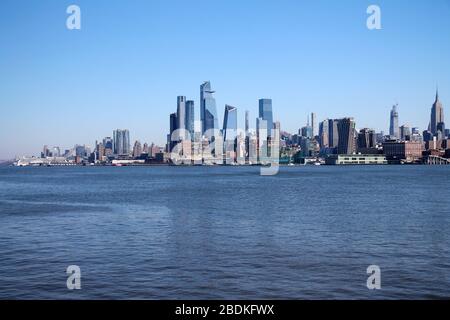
(328, 119), (339, 148)
(300, 125), (313, 138)
(431, 89), (444, 136)
(200, 81), (218, 137)
(319, 120), (329, 148)
(337, 118), (356, 154)
(245, 110), (249, 135)
(223, 105), (237, 143)
(311, 112), (317, 137)
(357, 128), (376, 149)
(113, 129), (130, 155)
(132, 140), (142, 157)
(177, 96), (186, 139)
(256, 117), (268, 163)
(389, 104), (399, 139)
(400, 125), (411, 141)
(186, 100), (195, 140)
(169, 112), (178, 151)
(223, 105), (238, 162)
(258, 99), (273, 138)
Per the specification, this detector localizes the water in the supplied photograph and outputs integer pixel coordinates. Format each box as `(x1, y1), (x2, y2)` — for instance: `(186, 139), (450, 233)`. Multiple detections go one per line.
(0, 165), (449, 299)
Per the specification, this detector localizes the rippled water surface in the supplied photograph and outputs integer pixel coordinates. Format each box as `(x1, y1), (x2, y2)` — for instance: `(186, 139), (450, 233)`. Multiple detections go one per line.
(0, 165), (449, 299)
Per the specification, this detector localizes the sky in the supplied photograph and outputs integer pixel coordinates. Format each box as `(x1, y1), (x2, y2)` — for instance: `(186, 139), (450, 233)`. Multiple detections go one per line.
(0, 0), (449, 159)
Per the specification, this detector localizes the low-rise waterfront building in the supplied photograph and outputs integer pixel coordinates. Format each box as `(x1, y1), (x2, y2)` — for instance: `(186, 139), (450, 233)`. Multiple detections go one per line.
(325, 154), (387, 165)
(382, 141), (423, 163)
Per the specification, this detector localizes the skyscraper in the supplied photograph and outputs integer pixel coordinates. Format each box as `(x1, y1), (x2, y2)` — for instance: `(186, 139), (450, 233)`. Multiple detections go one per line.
(319, 120), (329, 148)
(113, 129), (130, 155)
(223, 105), (238, 162)
(389, 104), (399, 139)
(186, 100), (195, 140)
(245, 110), (249, 135)
(200, 81), (218, 137)
(357, 128), (376, 149)
(337, 118), (356, 154)
(169, 113), (178, 151)
(177, 96), (186, 140)
(400, 125), (411, 141)
(311, 112), (317, 137)
(132, 140), (142, 157)
(328, 119), (339, 148)
(223, 105), (237, 143)
(431, 89), (444, 136)
(258, 99), (273, 138)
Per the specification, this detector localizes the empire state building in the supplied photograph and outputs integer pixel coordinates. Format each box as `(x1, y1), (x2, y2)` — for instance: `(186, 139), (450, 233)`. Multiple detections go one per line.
(430, 89), (444, 136)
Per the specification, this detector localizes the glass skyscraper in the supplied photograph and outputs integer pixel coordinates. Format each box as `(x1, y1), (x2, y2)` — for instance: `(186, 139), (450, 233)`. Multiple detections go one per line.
(186, 100), (195, 140)
(390, 104), (399, 139)
(258, 99), (273, 138)
(113, 129), (130, 155)
(223, 105), (237, 143)
(200, 81), (218, 138)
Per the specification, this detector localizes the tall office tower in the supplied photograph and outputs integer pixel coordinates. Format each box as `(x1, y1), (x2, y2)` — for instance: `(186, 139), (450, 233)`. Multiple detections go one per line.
(258, 99), (273, 138)
(400, 125), (411, 141)
(245, 110), (250, 161)
(328, 119), (339, 148)
(256, 117), (268, 163)
(123, 130), (130, 155)
(200, 81), (219, 137)
(113, 130), (122, 154)
(430, 88), (444, 136)
(337, 118), (356, 154)
(223, 105), (237, 142)
(169, 112), (178, 151)
(245, 110), (249, 135)
(103, 137), (113, 150)
(357, 128), (376, 149)
(132, 141), (142, 157)
(319, 120), (329, 148)
(113, 129), (130, 155)
(142, 143), (149, 154)
(223, 105), (238, 161)
(412, 127), (420, 135)
(186, 100), (195, 140)
(311, 112), (317, 137)
(95, 141), (105, 160)
(300, 125), (313, 138)
(177, 96), (187, 140)
(389, 104), (399, 139)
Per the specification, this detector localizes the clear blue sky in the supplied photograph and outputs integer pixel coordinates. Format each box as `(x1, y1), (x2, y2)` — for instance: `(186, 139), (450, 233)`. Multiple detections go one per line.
(1, 0), (449, 158)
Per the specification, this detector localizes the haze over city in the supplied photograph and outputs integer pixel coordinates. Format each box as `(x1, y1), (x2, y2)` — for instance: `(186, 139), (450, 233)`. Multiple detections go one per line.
(1, 0), (450, 159)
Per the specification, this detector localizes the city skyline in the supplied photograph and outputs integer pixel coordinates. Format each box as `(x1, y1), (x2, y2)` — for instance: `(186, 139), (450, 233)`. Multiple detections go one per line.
(1, 0), (450, 159)
(4, 85), (448, 161)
